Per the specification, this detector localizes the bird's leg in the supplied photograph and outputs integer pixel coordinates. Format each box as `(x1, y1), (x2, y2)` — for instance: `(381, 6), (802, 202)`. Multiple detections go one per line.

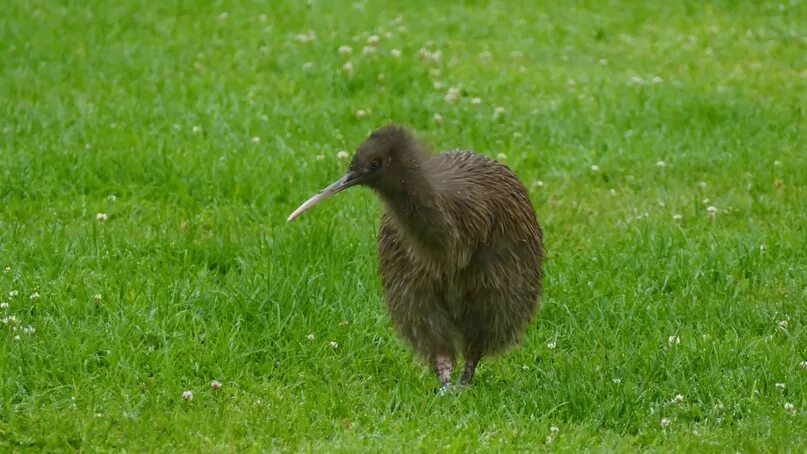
(433, 354), (453, 395)
(458, 353), (482, 386)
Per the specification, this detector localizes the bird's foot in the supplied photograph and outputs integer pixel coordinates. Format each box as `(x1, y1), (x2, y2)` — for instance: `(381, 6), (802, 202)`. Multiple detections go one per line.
(457, 356), (480, 387)
(433, 354), (454, 396)
(456, 375), (472, 387)
(437, 383), (452, 396)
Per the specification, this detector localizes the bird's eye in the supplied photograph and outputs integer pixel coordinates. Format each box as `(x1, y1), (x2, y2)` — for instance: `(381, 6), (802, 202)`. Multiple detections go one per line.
(368, 158), (382, 171)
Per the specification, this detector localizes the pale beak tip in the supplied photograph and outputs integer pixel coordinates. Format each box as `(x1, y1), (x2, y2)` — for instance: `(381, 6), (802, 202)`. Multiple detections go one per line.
(286, 173), (356, 224)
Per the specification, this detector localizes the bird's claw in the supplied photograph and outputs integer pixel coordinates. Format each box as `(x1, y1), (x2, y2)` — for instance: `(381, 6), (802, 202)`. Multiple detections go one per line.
(437, 383), (452, 396)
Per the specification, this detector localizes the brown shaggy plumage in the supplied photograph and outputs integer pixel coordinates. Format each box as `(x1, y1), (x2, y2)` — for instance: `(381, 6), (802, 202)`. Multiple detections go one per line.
(288, 125), (544, 392)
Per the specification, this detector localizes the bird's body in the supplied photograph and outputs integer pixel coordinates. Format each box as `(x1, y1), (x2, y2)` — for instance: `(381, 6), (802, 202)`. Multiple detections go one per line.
(288, 126), (544, 391)
(376, 151), (543, 387)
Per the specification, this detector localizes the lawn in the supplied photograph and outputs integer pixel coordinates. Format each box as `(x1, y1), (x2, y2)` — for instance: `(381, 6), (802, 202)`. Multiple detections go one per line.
(1, 0), (805, 451)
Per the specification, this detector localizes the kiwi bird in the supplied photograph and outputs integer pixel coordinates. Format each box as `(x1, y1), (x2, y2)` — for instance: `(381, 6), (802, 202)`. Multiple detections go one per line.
(288, 125), (544, 393)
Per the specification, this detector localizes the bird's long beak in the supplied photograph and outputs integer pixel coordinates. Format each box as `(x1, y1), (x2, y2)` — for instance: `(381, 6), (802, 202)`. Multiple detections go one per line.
(287, 172), (361, 221)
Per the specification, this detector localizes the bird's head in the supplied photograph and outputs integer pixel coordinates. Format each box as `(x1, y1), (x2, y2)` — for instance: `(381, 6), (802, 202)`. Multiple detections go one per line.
(288, 124), (424, 221)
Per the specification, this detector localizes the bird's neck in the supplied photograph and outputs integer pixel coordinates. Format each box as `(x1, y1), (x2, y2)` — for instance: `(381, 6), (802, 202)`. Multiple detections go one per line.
(376, 166), (453, 256)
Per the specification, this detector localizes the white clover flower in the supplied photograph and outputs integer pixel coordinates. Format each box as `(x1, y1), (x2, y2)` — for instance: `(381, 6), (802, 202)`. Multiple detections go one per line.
(775, 383), (786, 390)
(336, 151), (350, 160)
(493, 106), (505, 119)
(550, 426), (559, 433)
(672, 394), (684, 404)
(470, 97), (482, 105)
(417, 48), (441, 64)
(0, 303), (8, 310)
(211, 380), (222, 390)
(329, 341), (339, 349)
(362, 46), (377, 56)
(22, 325), (35, 335)
(182, 390), (193, 400)
(612, 378), (622, 385)
(8, 290), (18, 298)
(192, 125), (202, 134)
(651, 76), (664, 84)
(773, 160), (782, 167)
(390, 49), (402, 58)
(778, 320), (789, 330)
(338, 45), (352, 56)
(355, 109), (367, 119)
(668, 335), (680, 346)
(799, 361), (807, 370)
(706, 206), (717, 217)
(673, 214), (683, 221)
(533, 180), (544, 188)
(96, 213), (108, 222)
(546, 342), (557, 350)
(342, 61), (355, 76)
(629, 76), (645, 85)
(29, 292), (40, 300)
(251, 136), (261, 144)
(660, 417), (672, 428)
(590, 164), (600, 172)
(93, 293), (102, 303)
(306, 333), (315, 341)
(656, 160), (666, 168)
(599, 58), (608, 65)
(432, 113), (443, 125)
(444, 87), (460, 104)
(697, 181), (707, 189)
(784, 402), (795, 412)
(366, 35), (380, 46)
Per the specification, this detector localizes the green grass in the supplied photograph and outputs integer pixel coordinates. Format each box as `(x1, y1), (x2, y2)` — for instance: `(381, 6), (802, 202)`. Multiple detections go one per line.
(1, 0), (806, 451)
